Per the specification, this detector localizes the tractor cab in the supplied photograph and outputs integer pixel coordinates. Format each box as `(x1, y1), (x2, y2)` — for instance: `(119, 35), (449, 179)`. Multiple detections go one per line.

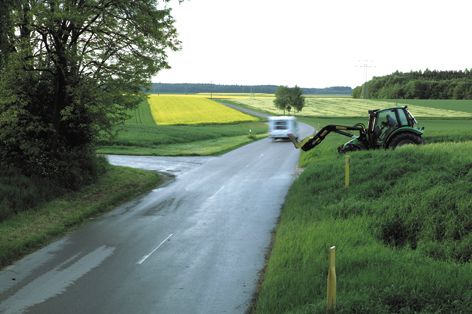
(367, 106), (421, 148)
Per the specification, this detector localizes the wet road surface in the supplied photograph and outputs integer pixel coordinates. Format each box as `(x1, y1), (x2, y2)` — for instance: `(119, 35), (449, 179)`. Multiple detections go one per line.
(0, 124), (312, 314)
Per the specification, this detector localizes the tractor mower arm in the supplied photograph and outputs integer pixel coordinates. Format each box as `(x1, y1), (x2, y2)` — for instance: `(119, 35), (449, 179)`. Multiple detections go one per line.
(288, 125), (365, 152)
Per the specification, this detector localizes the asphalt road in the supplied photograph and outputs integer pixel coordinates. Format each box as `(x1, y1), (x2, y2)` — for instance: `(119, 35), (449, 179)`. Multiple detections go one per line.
(0, 124), (313, 314)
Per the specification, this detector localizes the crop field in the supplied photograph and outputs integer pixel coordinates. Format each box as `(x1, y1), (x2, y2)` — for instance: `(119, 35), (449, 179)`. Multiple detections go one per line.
(98, 99), (266, 156)
(148, 94), (258, 125)
(385, 99), (472, 114)
(230, 96), (472, 118)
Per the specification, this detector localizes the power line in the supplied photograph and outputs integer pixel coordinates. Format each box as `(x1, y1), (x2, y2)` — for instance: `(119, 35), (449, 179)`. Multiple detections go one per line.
(357, 60), (375, 99)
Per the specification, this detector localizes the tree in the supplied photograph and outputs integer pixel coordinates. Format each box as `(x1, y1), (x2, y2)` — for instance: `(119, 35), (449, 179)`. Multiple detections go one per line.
(290, 85), (305, 112)
(273, 85), (305, 114)
(0, 0), (180, 188)
(274, 86), (290, 114)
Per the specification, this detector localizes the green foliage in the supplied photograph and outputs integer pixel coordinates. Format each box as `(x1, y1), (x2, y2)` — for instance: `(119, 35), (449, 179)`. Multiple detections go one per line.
(0, 0), (179, 186)
(0, 167), (65, 221)
(353, 69), (472, 99)
(274, 85), (305, 114)
(0, 156), (108, 222)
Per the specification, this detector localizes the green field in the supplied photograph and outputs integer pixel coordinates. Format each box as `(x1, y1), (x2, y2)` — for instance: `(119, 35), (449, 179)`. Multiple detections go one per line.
(230, 97), (472, 118)
(97, 100), (267, 156)
(385, 99), (472, 114)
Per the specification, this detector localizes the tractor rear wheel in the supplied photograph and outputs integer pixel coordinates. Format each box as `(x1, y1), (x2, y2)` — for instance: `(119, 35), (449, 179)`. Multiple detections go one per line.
(388, 133), (424, 149)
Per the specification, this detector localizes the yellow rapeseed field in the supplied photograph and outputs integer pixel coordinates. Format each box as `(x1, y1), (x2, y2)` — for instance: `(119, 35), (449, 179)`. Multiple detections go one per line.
(148, 94), (258, 125)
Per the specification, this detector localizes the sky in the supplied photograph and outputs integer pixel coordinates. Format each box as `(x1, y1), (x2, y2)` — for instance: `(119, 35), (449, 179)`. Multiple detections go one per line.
(153, 0), (472, 88)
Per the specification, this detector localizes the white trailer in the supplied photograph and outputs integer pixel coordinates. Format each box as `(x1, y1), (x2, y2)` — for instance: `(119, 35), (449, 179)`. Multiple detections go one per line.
(268, 116), (299, 141)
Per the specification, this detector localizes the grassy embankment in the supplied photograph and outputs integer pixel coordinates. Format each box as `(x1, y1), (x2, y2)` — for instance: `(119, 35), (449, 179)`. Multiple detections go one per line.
(251, 99), (472, 313)
(97, 95), (268, 156)
(0, 165), (161, 268)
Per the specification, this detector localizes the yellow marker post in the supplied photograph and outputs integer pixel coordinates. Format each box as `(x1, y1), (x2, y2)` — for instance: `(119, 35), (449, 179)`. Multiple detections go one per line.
(344, 155), (350, 188)
(327, 246), (337, 313)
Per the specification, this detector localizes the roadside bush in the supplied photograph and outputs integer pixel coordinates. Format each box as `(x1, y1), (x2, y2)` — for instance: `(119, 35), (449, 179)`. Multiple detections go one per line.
(0, 154), (108, 221)
(0, 167), (62, 221)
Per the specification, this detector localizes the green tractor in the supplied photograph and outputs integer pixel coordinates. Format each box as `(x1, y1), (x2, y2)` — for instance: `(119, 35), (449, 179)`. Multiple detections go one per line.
(289, 106), (424, 153)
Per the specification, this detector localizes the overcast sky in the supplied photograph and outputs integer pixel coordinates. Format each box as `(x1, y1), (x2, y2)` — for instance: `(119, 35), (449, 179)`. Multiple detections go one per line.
(152, 0), (472, 88)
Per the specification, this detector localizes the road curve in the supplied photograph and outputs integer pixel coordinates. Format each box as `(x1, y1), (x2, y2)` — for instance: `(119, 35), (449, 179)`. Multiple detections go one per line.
(0, 125), (313, 314)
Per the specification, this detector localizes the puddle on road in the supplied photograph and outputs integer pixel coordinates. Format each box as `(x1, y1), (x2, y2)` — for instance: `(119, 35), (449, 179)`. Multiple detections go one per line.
(106, 155), (216, 177)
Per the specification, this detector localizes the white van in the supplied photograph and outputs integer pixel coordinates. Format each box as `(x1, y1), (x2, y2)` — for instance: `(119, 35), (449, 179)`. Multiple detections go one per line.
(268, 116), (299, 141)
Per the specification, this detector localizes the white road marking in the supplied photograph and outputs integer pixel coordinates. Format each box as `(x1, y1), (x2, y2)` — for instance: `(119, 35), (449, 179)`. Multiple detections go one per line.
(137, 234), (174, 265)
(208, 185), (225, 200)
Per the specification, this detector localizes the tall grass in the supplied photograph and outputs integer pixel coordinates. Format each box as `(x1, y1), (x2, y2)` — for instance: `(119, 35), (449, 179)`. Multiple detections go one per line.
(254, 137), (472, 313)
(0, 156), (108, 221)
(0, 167), (64, 221)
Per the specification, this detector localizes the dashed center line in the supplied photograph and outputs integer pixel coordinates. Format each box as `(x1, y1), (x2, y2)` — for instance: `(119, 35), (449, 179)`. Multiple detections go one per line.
(137, 234), (174, 265)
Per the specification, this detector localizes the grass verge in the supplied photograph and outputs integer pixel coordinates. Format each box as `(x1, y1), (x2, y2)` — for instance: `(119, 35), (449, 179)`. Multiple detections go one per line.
(98, 133), (266, 156)
(0, 165), (161, 269)
(253, 136), (471, 313)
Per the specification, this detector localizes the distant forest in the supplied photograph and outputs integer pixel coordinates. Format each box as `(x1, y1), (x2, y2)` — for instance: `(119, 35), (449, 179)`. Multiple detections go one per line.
(147, 83), (352, 95)
(353, 69), (472, 99)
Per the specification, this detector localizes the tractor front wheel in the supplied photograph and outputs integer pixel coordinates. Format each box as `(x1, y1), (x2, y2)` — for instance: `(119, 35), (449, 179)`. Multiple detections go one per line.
(388, 133), (424, 149)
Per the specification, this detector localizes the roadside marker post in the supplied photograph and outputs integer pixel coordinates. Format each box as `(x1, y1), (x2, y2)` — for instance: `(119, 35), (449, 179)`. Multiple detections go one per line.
(327, 246), (337, 313)
(344, 155), (350, 188)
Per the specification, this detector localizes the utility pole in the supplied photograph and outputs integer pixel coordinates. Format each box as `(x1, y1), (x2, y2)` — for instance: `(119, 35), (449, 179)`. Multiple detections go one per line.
(357, 60), (375, 99)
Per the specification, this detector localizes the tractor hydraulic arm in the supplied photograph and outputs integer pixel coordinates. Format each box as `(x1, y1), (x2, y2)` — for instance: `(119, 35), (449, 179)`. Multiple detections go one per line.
(288, 125), (365, 151)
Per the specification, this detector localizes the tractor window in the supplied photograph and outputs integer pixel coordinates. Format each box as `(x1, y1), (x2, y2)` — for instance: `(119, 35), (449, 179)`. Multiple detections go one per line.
(374, 109), (398, 145)
(397, 109), (409, 126)
(375, 110), (396, 129)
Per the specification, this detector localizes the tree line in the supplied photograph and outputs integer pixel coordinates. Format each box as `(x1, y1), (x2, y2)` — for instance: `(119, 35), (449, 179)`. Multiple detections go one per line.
(149, 83), (352, 95)
(352, 69), (472, 99)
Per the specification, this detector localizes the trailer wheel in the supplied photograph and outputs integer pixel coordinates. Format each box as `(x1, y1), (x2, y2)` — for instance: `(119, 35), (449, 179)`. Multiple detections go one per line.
(388, 133), (424, 149)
